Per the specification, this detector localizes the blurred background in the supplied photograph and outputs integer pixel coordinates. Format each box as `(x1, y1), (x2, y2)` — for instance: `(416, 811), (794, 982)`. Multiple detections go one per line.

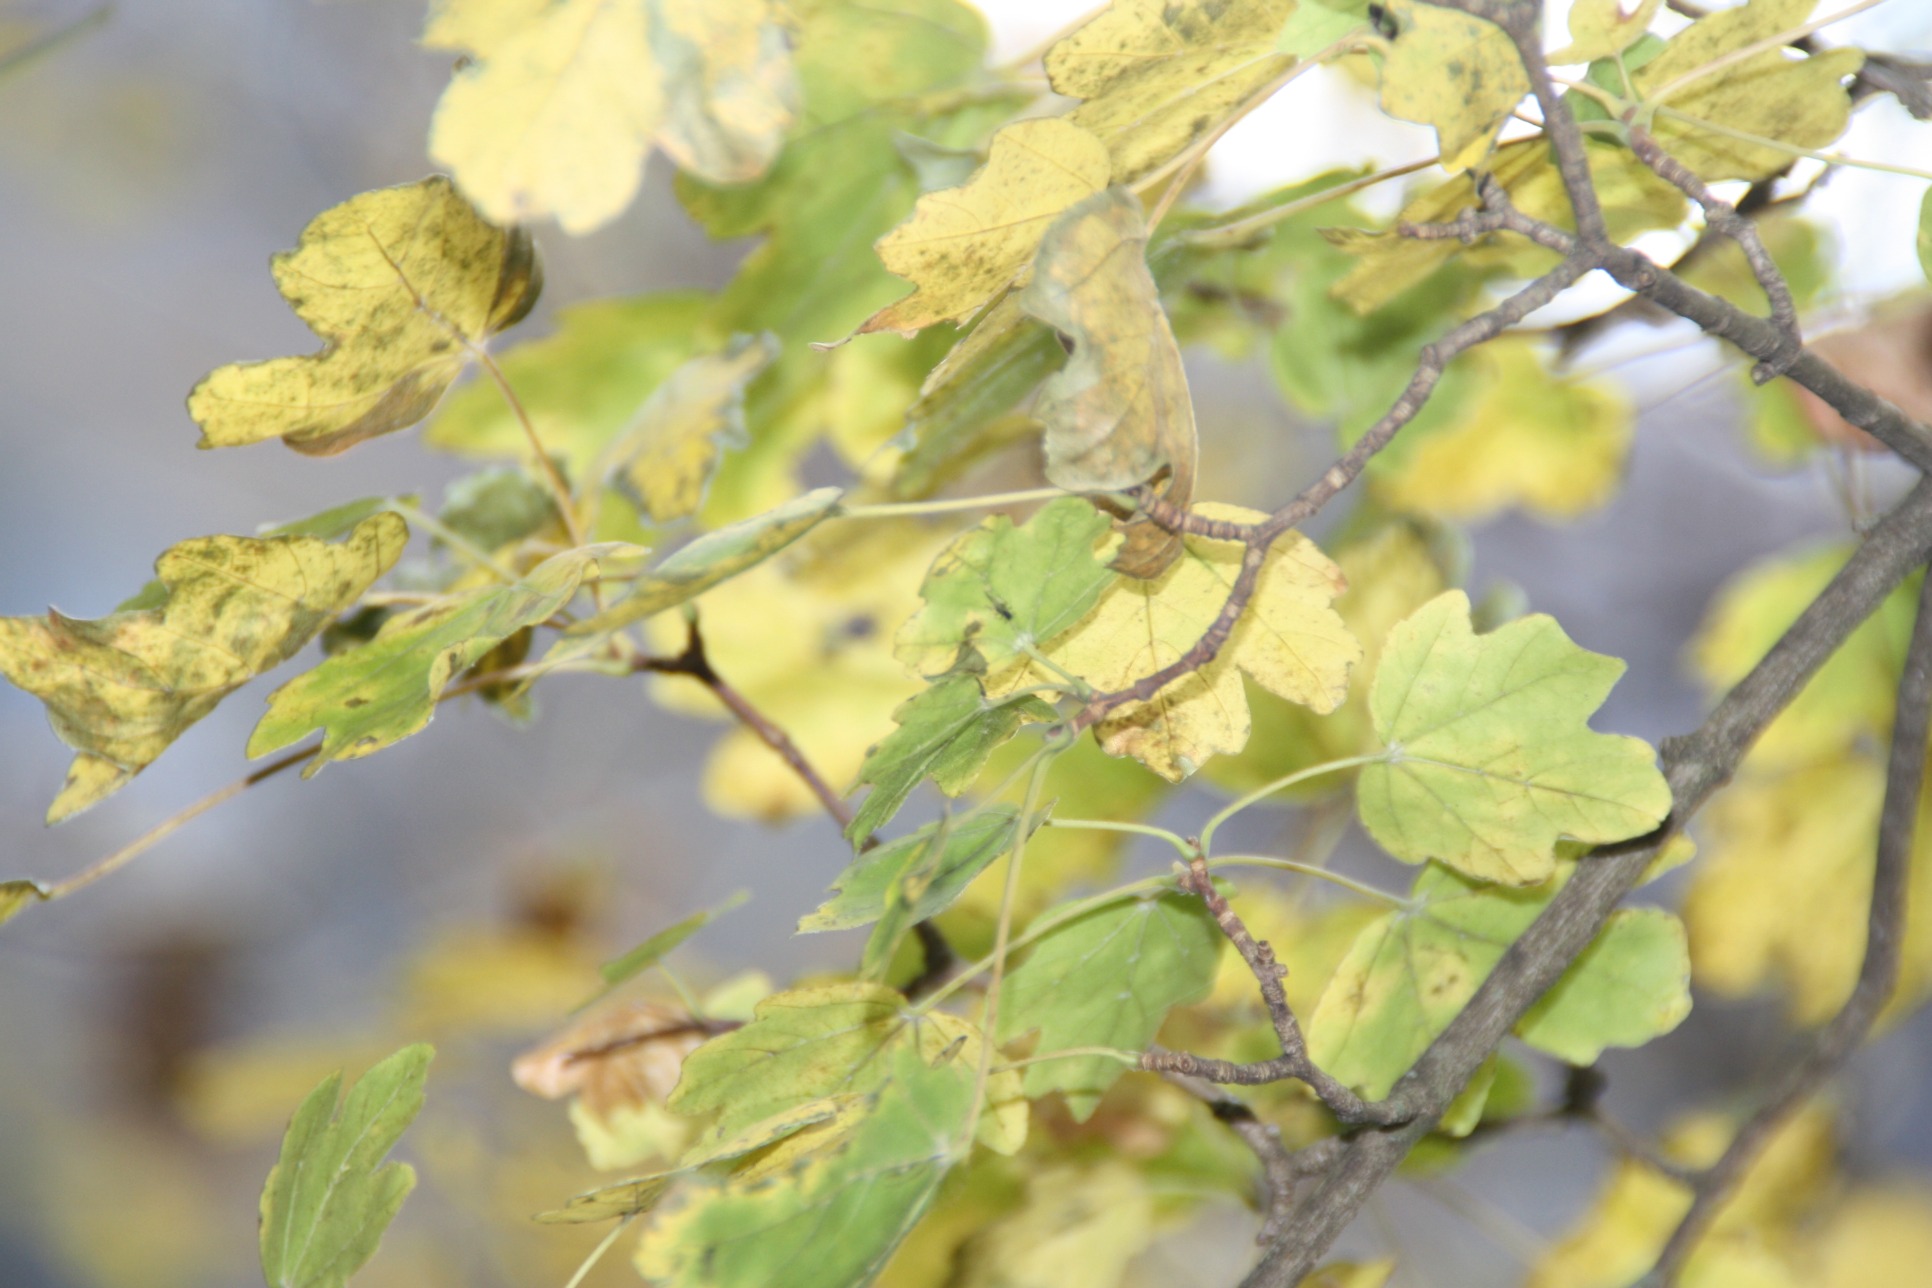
(2, 2), (1931, 1285)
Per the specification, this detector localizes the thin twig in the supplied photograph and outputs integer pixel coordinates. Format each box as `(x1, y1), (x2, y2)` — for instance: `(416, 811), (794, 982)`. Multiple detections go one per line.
(474, 348), (588, 552)
(1638, 562), (1932, 1287)
(1156, 1068), (1319, 1246)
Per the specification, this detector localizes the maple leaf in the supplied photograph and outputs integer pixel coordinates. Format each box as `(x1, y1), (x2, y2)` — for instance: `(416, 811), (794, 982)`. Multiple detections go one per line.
(860, 117), (1112, 337)
(1553, 0), (1665, 63)
(1357, 590), (1671, 885)
(992, 505), (1360, 783)
(189, 177), (540, 455)
(423, 0), (798, 233)
(1376, 0), (1528, 172)
(0, 514), (405, 822)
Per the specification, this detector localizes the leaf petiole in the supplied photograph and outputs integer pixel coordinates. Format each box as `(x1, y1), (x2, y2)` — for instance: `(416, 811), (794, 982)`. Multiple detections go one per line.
(836, 487), (1069, 520)
(1041, 816), (1193, 858)
(1197, 752), (1389, 855)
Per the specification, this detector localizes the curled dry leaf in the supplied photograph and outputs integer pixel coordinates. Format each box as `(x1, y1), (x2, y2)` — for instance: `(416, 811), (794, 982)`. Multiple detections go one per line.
(512, 1000), (722, 1124)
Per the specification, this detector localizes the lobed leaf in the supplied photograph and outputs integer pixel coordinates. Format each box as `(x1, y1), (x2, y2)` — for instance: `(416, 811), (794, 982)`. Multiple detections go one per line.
(1308, 864), (1690, 1099)
(895, 498), (1120, 679)
(189, 177), (540, 455)
(1377, 0), (1528, 171)
(1358, 591), (1670, 885)
(860, 117), (1112, 337)
(1554, 0), (1664, 63)
(0, 514), (406, 822)
(424, 0), (798, 233)
(259, 1043), (433, 1288)
(996, 891), (1222, 1119)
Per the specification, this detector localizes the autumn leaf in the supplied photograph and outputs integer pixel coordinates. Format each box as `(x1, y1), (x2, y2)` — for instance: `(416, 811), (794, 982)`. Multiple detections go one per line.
(259, 1043), (433, 1288)
(1297, 1263), (1396, 1288)
(845, 681), (1057, 842)
(997, 891), (1222, 1118)
(189, 177), (540, 455)
(1633, 0), (1864, 182)
(1047, 0), (1296, 185)
(424, 0), (798, 234)
(950, 1163), (1156, 1288)
(895, 498), (1121, 679)
(992, 505), (1360, 783)
(250, 543), (639, 773)
(1021, 189), (1198, 577)
(1373, 337), (1634, 521)
(1553, 0), (1665, 64)
(1278, 2), (1373, 59)
(1357, 591), (1671, 885)
(1377, 0), (1528, 171)
(0, 514), (405, 823)
(604, 334), (778, 524)
(860, 117), (1112, 337)
(1308, 863), (1691, 1099)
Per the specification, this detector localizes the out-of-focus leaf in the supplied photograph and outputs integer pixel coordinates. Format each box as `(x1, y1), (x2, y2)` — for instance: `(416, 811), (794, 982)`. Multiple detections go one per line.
(259, 1043), (433, 1288)
(0, 514), (405, 822)
(1554, 0), (1664, 63)
(438, 469), (557, 553)
(607, 335), (778, 524)
(424, 0), (798, 233)
(189, 177), (540, 454)
(598, 892), (751, 991)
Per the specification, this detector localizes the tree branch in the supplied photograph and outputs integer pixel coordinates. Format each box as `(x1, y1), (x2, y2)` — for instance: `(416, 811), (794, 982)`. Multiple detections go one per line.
(1156, 1069), (1341, 1246)
(1637, 560), (1932, 1287)
(1242, 475), (1932, 1286)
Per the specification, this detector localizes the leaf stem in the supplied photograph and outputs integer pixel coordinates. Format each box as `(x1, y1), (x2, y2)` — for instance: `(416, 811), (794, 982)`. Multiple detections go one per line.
(964, 752), (1050, 1151)
(386, 499), (526, 586)
(1144, 53), (1322, 232)
(1208, 856), (1410, 909)
(1040, 816), (1193, 857)
(1198, 753), (1389, 856)
(835, 487), (1068, 520)
(472, 346), (589, 551)
(993, 1046), (1142, 1073)
(562, 1214), (637, 1288)
(1175, 157), (1442, 250)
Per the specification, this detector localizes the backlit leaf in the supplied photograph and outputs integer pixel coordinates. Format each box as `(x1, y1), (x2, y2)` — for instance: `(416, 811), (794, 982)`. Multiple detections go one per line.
(259, 1043), (433, 1288)
(1308, 863), (1690, 1099)
(1554, 0), (1664, 63)
(996, 891), (1222, 1118)
(251, 544), (638, 772)
(1047, 0), (1296, 185)
(424, 0), (798, 233)
(860, 118), (1112, 337)
(804, 806), (1027, 943)
(1357, 591), (1670, 885)
(1279, 2), (1372, 58)
(895, 498), (1120, 679)
(189, 177), (540, 455)
(0, 514), (406, 822)
(846, 680), (1057, 841)
(1634, 0), (1863, 182)
(991, 506), (1360, 783)
(606, 334), (778, 524)
(1378, 0), (1528, 171)
(1021, 189), (1198, 577)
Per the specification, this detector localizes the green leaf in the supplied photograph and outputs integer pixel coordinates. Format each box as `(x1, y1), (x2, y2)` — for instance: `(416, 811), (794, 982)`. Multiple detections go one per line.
(567, 487), (844, 636)
(1308, 864), (1691, 1098)
(846, 678), (1057, 840)
(637, 1041), (978, 1288)
(1278, 0), (1370, 57)
(259, 1043), (433, 1288)
(1357, 591), (1671, 886)
(438, 469), (557, 553)
(250, 544), (637, 771)
(600, 890), (752, 990)
(895, 497), (1119, 678)
(996, 892), (1222, 1118)
(0, 514), (407, 823)
(804, 806), (1025, 934)
(426, 292), (714, 484)
(668, 981), (1024, 1156)
(189, 177), (541, 455)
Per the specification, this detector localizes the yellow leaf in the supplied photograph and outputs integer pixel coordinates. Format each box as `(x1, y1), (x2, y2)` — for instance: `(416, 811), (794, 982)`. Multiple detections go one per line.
(860, 117), (1112, 336)
(424, 0), (798, 233)
(1378, 0), (1528, 172)
(1554, 0), (1665, 64)
(647, 521), (947, 819)
(1374, 336), (1633, 521)
(606, 333), (778, 524)
(992, 505), (1359, 782)
(1808, 1186), (1932, 1287)
(1635, 0), (1864, 182)
(1047, 0), (1296, 185)
(953, 1163), (1154, 1288)
(189, 178), (540, 454)
(1297, 1261), (1396, 1288)
(1021, 189), (1198, 577)
(0, 514), (405, 822)
(1684, 755), (1932, 1026)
